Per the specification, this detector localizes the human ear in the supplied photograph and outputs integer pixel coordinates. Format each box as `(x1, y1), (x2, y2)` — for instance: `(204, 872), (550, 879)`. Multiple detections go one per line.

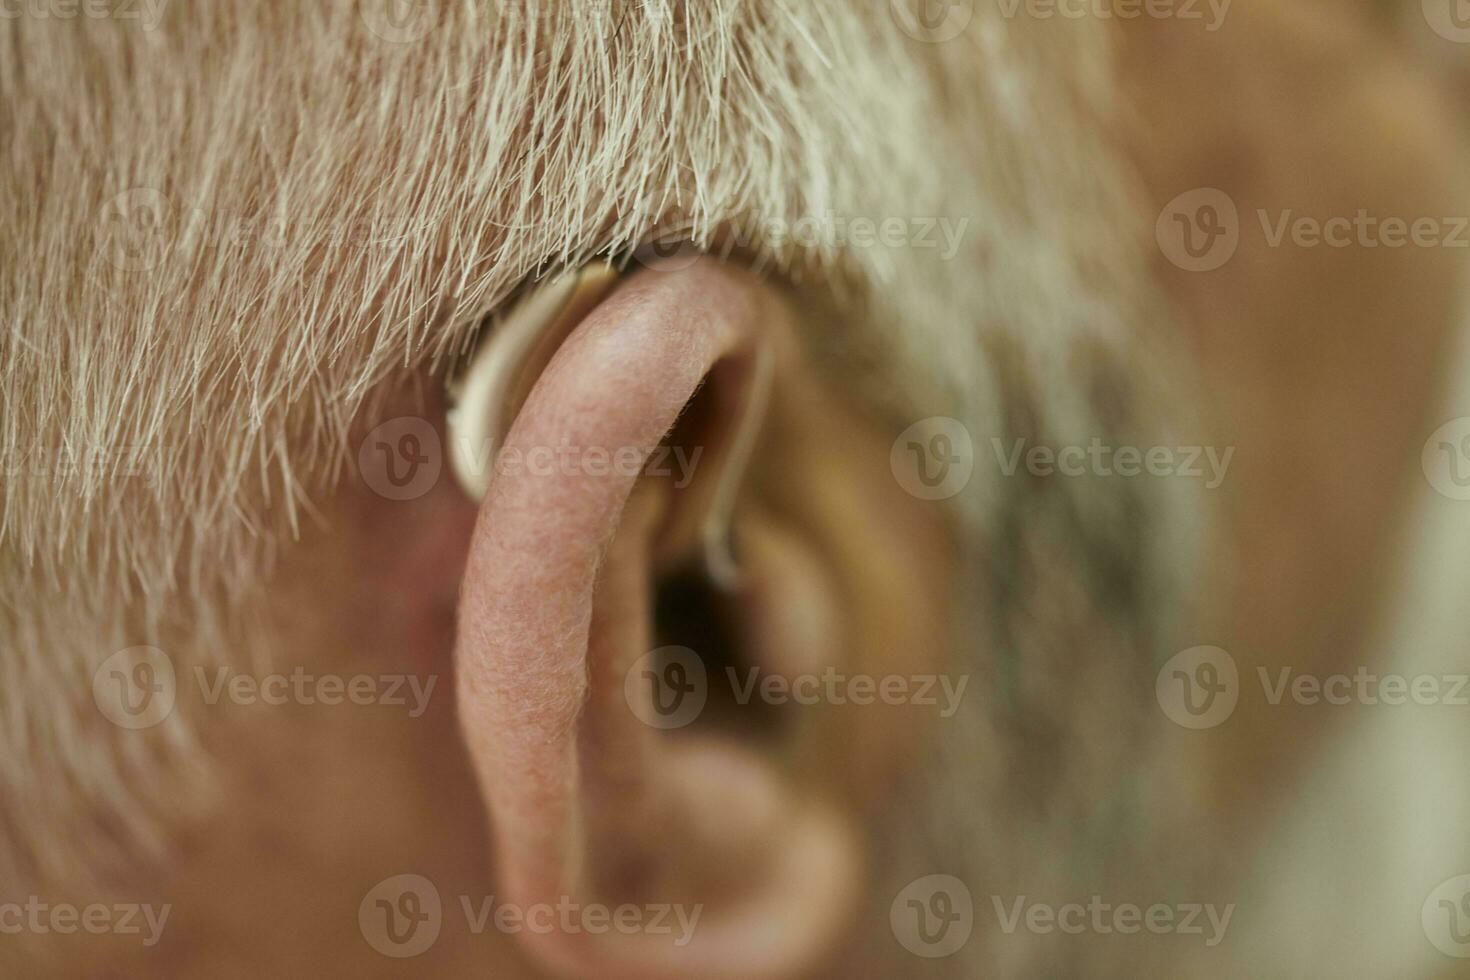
(452, 258), (951, 978)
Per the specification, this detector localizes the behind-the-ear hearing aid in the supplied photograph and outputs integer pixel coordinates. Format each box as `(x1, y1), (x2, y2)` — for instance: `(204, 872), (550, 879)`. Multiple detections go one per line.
(445, 263), (773, 588)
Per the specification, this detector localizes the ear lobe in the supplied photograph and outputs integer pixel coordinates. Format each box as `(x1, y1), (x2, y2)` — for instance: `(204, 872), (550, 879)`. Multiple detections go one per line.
(453, 260), (861, 980)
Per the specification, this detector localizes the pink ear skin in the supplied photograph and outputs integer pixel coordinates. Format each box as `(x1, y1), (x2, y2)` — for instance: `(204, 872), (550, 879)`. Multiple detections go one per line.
(455, 259), (860, 980)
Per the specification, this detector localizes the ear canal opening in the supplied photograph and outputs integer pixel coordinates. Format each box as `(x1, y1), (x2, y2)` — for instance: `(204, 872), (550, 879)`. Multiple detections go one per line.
(652, 564), (786, 741)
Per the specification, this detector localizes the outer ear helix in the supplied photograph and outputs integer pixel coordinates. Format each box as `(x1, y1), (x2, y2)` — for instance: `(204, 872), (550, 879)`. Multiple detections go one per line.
(446, 260), (773, 589)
